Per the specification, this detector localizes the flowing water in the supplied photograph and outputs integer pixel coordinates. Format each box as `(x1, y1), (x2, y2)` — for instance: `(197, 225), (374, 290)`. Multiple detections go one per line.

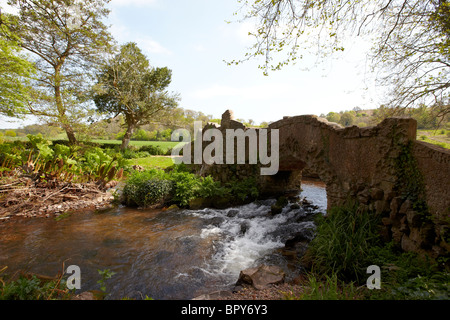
(0, 180), (326, 300)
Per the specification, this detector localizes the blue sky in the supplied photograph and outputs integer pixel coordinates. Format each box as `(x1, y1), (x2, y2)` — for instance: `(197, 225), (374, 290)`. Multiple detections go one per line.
(1, 0), (382, 128)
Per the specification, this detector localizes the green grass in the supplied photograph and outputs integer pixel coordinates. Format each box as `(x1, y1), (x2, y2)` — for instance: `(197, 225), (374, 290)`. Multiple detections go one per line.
(1, 136), (181, 152)
(303, 203), (382, 283)
(299, 202), (450, 300)
(129, 156), (176, 170)
(91, 140), (179, 152)
(417, 129), (450, 149)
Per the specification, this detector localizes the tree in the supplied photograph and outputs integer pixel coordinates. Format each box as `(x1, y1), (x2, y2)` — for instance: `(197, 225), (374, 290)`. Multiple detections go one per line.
(0, 11), (35, 117)
(326, 112), (341, 124)
(231, 0), (450, 119)
(93, 42), (179, 150)
(339, 112), (355, 127)
(2, 0), (114, 144)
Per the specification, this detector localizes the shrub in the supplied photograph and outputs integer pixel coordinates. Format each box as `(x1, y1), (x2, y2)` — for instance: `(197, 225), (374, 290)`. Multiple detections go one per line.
(132, 129), (152, 141)
(138, 145), (166, 156)
(123, 171), (173, 208)
(121, 148), (137, 159)
(357, 122), (367, 128)
(0, 275), (70, 300)
(197, 175), (228, 198)
(169, 171), (202, 207)
(226, 177), (259, 202)
(5, 130), (17, 137)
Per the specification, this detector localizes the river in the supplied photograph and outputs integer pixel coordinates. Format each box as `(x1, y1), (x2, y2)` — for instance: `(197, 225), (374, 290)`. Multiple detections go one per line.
(0, 180), (326, 300)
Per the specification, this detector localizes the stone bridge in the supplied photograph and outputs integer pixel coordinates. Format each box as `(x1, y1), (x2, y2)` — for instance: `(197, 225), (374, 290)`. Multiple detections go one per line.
(194, 110), (450, 257)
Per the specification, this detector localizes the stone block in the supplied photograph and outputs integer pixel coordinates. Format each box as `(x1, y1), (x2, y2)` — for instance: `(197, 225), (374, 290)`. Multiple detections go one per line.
(399, 200), (412, 214)
(236, 265), (285, 290)
(399, 216), (409, 233)
(357, 189), (371, 205)
(406, 210), (422, 228)
(401, 234), (420, 252)
(391, 226), (403, 244)
(390, 197), (402, 218)
(371, 188), (384, 201)
(379, 225), (391, 243)
(382, 217), (392, 226)
(375, 200), (389, 215)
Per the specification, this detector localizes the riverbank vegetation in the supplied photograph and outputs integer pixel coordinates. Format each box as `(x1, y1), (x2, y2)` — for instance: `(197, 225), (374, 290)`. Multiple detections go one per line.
(0, 134), (181, 219)
(0, 271), (72, 300)
(123, 165), (259, 209)
(0, 265), (117, 300)
(292, 204), (449, 300)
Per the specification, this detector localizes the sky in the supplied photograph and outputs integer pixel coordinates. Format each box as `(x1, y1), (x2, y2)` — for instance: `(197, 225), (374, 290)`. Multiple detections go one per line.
(0, 0), (383, 129)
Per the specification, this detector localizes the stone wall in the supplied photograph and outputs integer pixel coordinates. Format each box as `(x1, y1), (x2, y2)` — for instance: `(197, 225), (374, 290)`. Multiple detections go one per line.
(192, 110), (449, 258)
(413, 140), (450, 219)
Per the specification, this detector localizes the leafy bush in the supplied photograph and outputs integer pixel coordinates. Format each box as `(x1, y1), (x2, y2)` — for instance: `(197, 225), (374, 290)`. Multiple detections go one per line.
(28, 133), (54, 160)
(138, 145), (166, 156)
(197, 175), (227, 198)
(363, 241), (450, 299)
(122, 165), (262, 208)
(0, 275), (70, 300)
(132, 129), (152, 141)
(123, 169), (173, 207)
(169, 171), (202, 207)
(225, 177), (259, 202)
(0, 135), (128, 183)
(123, 177), (173, 208)
(0, 140), (26, 169)
(5, 130), (16, 137)
(135, 151), (151, 158)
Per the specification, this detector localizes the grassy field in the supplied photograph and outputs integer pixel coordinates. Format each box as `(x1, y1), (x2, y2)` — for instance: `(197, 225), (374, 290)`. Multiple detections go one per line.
(129, 156), (176, 170)
(91, 140), (180, 152)
(1, 136), (181, 151)
(417, 129), (450, 149)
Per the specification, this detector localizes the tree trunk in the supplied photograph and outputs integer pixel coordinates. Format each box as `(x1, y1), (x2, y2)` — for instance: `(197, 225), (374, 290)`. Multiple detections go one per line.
(55, 64), (78, 145)
(121, 122), (135, 151)
(64, 125), (77, 145)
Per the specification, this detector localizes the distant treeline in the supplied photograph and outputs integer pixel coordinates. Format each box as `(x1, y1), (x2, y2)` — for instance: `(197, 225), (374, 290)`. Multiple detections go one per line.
(3, 105), (448, 141)
(321, 105), (450, 130)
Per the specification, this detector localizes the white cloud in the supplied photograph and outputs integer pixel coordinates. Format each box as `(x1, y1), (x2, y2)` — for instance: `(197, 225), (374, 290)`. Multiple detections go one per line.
(138, 37), (173, 56)
(107, 11), (172, 56)
(109, 23), (130, 42)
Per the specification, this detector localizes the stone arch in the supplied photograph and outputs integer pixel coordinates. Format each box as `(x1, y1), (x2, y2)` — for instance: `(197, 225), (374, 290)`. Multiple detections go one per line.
(262, 115), (343, 208)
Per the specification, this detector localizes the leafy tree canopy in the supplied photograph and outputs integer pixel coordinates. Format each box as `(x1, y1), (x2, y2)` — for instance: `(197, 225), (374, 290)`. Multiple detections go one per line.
(0, 11), (35, 118)
(93, 42), (180, 150)
(2, 0), (114, 144)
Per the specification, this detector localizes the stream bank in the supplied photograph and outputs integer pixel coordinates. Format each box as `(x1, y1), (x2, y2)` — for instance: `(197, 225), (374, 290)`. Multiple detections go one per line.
(0, 174), (118, 221)
(0, 180), (327, 300)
